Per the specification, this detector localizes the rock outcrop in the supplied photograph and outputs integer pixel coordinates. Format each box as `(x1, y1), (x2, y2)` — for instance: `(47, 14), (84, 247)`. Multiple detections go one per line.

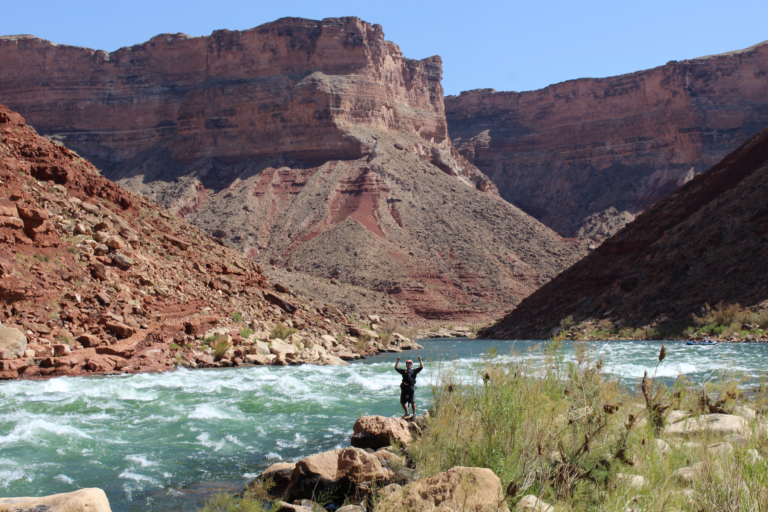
(0, 488), (112, 512)
(446, 41), (768, 239)
(350, 415), (413, 449)
(0, 18), (586, 321)
(0, 103), (411, 380)
(374, 466), (509, 512)
(284, 447), (392, 502)
(482, 124), (768, 338)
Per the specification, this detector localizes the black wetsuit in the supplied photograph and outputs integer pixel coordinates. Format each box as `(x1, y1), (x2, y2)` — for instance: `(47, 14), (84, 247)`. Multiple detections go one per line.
(396, 366), (422, 404)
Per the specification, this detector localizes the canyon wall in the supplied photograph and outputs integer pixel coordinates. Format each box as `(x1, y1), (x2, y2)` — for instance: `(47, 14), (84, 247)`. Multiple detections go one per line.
(0, 17), (584, 320)
(446, 41), (768, 238)
(482, 126), (768, 339)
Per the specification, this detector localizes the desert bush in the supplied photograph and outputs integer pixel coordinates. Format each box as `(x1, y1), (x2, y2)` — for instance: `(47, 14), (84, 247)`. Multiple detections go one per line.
(211, 338), (232, 360)
(230, 311), (244, 323)
(408, 342), (768, 511)
(240, 327), (255, 338)
(270, 324), (297, 340)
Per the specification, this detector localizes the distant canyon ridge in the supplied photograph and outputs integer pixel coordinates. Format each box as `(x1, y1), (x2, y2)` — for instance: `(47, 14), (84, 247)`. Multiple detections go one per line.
(446, 40), (768, 239)
(0, 17), (585, 321)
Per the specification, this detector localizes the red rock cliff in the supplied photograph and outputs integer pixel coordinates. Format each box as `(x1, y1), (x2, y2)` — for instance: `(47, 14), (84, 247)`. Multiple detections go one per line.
(0, 18), (584, 321)
(446, 41), (768, 238)
(0, 17), (450, 164)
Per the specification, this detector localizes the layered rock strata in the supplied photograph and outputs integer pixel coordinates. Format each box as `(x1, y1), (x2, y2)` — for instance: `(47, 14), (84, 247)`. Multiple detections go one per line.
(446, 41), (768, 239)
(482, 125), (768, 338)
(0, 18), (586, 320)
(0, 104), (415, 381)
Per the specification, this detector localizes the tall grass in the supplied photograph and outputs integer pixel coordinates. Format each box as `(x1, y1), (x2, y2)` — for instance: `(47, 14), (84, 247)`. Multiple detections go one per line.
(407, 342), (768, 511)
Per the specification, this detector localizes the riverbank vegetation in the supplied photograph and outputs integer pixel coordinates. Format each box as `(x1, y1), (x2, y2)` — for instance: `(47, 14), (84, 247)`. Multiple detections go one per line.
(554, 302), (768, 342)
(406, 341), (768, 511)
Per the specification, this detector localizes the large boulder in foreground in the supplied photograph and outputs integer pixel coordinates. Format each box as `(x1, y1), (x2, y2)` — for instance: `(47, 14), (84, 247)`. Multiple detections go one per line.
(663, 414), (749, 438)
(0, 325), (26, 358)
(0, 488), (111, 512)
(375, 466), (509, 512)
(351, 415), (413, 450)
(285, 447), (392, 501)
(250, 462), (296, 496)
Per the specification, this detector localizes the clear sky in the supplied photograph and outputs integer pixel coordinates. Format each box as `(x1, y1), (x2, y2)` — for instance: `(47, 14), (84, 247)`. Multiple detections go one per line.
(2, 0), (767, 96)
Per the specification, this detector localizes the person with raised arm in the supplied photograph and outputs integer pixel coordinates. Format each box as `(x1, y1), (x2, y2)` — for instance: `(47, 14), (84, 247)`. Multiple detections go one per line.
(395, 355), (423, 419)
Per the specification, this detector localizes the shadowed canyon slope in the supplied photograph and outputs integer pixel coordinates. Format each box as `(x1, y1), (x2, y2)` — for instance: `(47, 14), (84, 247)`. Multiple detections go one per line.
(446, 41), (768, 239)
(482, 126), (768, 339)
(0, 17), (586, 320)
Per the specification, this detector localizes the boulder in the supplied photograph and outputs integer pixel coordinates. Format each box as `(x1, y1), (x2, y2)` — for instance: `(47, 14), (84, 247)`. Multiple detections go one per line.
(516, 495), (553, 512)
(663, 414), (749, 438)
(105, 235), (125, 250)
(245, 354), (276, 365)
(111, 253), (134, 269)
(0, 325), (27, 358)
(285, 447), (392, 502)
(250, 462), (295, 496)
(375, 467), (509, 512)
(184, 315), (219, 336)
(351, 415), (413, 449)
(0, 488), (112, 512)
(264, 292), (297, 314)
(270, 339), (298, 357)
(77, 334), (101, 348)
(105, 321), (134, 339)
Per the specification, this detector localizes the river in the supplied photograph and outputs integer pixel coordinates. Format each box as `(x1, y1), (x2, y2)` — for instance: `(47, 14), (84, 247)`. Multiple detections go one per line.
(2, 339), (767, 510)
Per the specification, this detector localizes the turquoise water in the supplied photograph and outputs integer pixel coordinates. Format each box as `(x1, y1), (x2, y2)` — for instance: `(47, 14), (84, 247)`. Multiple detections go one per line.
(2, 339), (768, 511)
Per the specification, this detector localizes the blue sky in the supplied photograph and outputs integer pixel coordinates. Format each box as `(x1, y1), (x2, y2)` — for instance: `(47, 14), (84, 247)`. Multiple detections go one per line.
(2, 0), (767, 96)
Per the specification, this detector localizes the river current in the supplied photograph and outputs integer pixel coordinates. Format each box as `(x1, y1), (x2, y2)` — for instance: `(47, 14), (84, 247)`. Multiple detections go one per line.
(2, 338), (768, 510)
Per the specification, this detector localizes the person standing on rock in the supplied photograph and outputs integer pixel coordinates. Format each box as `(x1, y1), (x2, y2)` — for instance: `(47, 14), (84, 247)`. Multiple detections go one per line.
(395, 356), (423, 418)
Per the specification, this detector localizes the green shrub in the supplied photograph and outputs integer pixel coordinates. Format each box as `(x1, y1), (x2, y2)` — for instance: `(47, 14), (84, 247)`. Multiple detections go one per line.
(169, 343), (181, 350)
(270, 324), (297, 340)
(240, 327), (254, 338)
(231, 311), (244, 323)
(211, 338), (232, 360)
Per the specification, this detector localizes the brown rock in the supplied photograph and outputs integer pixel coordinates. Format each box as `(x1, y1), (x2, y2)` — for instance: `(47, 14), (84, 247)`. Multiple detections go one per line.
(105, 235), (125, 250)
(77, 334), (101, 348)
(285, 447), (392, 502)
(90, 261), (109, 281)
(16, 206), (49, 220)
(105, 321), (134, 338)
(0, 488), (112, 512)
(96, 343), (136, 358)
(374, 467), (508, 512)
(351, 415), (413, 449)
(111, 253), (134, 269)
(0, 216), (24, 228)
(250, 462), (296, 496)
(184, 315), (219, 336)
(0, 325), (27, 358)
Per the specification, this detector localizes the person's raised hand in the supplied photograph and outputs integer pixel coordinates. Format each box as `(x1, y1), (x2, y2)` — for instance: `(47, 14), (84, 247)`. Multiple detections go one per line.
(418, 356), (422, 361)
(397, 357), (401, 361)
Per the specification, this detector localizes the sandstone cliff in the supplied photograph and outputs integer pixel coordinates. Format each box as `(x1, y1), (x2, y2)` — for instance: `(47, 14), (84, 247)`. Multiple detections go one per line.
(0, 104), (420, 381)
(482, 125), (768, 339)
(446, 40), (768, 239)
(0, 17), (586, 320)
